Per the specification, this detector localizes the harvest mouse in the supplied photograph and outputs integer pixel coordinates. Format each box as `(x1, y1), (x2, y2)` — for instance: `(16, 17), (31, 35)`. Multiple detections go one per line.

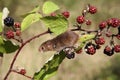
(39, 30), (79, 52)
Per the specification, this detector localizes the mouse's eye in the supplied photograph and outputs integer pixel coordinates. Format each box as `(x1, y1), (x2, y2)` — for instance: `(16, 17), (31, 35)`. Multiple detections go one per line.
(41, 46), (45, 50)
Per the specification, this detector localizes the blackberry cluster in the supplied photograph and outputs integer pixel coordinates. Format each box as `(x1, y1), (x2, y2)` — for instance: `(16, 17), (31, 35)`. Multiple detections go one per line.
(76, 4), (97, 25)
(3, 16), (22, 39)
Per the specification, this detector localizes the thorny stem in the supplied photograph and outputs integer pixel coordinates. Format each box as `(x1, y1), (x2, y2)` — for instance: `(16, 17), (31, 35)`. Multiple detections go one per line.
(4, 30), (49, 80)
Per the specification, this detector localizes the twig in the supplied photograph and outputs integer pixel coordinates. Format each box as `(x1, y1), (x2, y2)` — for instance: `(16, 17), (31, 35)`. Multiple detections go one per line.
(4, 30), (49, 80)
(71, 26), (98, 33)
(11, 70), (33, 80)
(12, 38), (23, 43)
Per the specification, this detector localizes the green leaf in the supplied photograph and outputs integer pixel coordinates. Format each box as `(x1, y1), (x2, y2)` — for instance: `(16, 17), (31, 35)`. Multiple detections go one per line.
(79, 34), (95, 43)
(21, 13), (42, 31)
(0, 37), (19, 53)
(21, 6), (40, 18)
(42, 1), (59, 14)
(28, 6), (40, 14)
(0, 12), (3, 32)
(33, 51), (66, 80)
(41, 15), (68, 35)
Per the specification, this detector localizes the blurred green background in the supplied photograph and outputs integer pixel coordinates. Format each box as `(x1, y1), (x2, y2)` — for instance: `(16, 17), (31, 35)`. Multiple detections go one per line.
(0, 0), (120, 80)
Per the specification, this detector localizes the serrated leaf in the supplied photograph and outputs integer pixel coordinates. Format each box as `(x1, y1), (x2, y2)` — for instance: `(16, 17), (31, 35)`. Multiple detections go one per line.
(0, 12), (3, 32)
(21, 13), (42, 31)
(42, 1), (59, 14)
(33, 51), (66, 80)
(0, 37), (19, 53)
(21, 6), (40, 18)
(79, 34), (95, 43)
(41, 15), (68, 35)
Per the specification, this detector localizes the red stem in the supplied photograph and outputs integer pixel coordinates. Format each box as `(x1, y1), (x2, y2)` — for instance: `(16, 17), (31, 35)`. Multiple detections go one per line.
(11, 70), (33, 79)
(3, 31), (49, 80)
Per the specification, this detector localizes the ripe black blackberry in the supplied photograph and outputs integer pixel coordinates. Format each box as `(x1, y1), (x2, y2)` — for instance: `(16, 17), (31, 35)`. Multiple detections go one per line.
(62, 47), (75, 59)
(104, 46), (114, 56)
(65, 52), (75, 59)
(4, 17), (14, 27)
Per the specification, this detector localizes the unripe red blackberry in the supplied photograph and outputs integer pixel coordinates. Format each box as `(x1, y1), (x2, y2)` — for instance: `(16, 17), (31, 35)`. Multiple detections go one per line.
(84, 42), (96, 55)
(76, 16), (85, 24)
(19, 69), (26, 75)
(88, 6), (97, 14)
(76, 48), (82, 54)
(50, 13), (56, 16)
(114, 45), (120, 53)
(96, 44), (101, 49)
(14, 22), (21, 28)
(99, 21), (107, 30)
(16, 30), (21, 36)
(95, 37), (105, 45)
(111, 18), (120, 28)
(104, 46), (114, 56)
(116, 34), (120, 40)
(105, 31), (112, 37)
(62, 11), (70, 18)
(4, 17), (14, 27)
(85, 20), (91, 25)
(6, 30), (14, 39)
(107, 18), (112, 26)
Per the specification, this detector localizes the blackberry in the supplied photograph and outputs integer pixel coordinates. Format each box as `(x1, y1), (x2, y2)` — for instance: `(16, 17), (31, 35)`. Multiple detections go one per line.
(65, 52), (75, 59)
(76, 48), (82, 54)
(4, 17), (14, 27)
(84, 42), (96, 55)
(114, 45), (120, 53)
(62, 11), (70, 18)
(96, 44), (101, 49)
(116, 34), (120, 40)
(16, 30), (21, 36)
(95, 37), (105, 45)
(85, 20), (91, 25)
(104, 46), (114, 56)
(14, 22), (21, 28)
(111, 18), (120, 28)
(19, 69), (26, 75)
(88, 6), (97, 14)
(6, 30), (14, 39)
(99, 21), (107, 30)
(63, 47), (75, 59)
(76, 16), (85, 24)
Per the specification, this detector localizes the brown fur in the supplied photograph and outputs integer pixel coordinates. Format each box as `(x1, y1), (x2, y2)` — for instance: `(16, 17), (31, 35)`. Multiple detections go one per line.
(39, 30), (79, 52)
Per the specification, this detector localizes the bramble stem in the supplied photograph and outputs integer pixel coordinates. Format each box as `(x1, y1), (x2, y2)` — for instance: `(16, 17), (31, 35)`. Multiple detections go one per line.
(11, 70), (33, 79)
(4, 31), (49, 80)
